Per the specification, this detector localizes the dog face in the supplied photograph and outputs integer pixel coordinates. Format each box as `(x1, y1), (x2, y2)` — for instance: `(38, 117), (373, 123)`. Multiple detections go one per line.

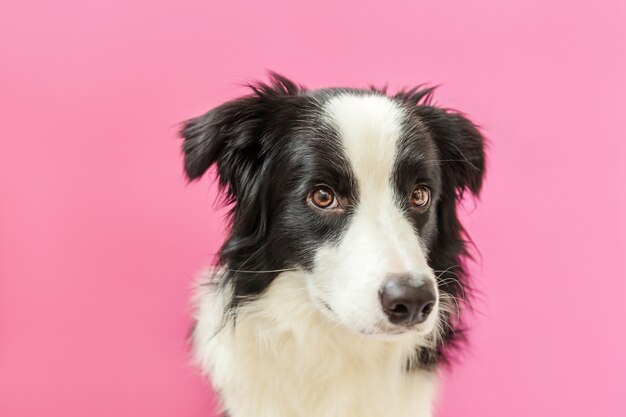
(182, 74), (485, 346)
(306, 93), (442, 337)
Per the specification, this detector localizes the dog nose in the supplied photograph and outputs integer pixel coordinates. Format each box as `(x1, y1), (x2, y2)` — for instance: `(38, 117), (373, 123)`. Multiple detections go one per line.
(380, 277), (436, 325)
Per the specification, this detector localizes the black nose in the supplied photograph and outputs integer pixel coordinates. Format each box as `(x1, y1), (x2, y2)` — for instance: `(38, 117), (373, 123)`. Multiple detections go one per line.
(380, 278), (436, 325)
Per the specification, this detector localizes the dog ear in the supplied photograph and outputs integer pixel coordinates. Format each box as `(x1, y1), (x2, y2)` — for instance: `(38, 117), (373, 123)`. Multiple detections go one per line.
(180, 73), (303, 204)
(416, 106), (486, 197)
(180, 95), (268, 203)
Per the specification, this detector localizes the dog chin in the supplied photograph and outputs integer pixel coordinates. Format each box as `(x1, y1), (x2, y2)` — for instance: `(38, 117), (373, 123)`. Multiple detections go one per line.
(367, 322), (437, 340)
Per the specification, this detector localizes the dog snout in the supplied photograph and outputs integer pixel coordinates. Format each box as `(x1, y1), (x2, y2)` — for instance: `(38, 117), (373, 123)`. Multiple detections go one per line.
(379, 275), (436, 326)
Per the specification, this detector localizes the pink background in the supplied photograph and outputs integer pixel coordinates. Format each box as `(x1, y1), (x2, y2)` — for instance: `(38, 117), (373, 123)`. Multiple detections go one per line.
(1, 1), (625, 416)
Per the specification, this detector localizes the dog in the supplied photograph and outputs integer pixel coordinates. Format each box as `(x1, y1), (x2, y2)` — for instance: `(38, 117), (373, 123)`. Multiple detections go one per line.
(181, 73), (486, 417)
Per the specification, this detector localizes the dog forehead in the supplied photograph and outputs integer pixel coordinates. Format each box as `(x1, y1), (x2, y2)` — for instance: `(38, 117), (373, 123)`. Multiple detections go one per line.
(322, 94), (405, 189)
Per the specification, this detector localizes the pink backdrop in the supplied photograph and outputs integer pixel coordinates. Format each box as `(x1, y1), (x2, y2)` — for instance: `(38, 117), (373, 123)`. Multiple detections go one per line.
(1, 1), (625, 416)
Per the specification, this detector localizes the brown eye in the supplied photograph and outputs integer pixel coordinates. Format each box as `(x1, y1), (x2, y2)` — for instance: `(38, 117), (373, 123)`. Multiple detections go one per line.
(308, 186), (338, 210)
(410, 186), (431, 209)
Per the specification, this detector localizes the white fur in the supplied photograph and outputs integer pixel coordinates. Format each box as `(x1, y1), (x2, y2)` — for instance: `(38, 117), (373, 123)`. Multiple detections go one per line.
(193, 271), (438, 417)
(192, 94), (442, 417)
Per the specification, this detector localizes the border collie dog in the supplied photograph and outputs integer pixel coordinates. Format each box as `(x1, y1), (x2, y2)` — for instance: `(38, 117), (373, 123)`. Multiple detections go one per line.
(182, 73), (486, 417)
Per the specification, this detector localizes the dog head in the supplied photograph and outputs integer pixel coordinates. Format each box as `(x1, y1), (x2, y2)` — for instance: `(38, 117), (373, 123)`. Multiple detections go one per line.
(182, 73), (485, 351)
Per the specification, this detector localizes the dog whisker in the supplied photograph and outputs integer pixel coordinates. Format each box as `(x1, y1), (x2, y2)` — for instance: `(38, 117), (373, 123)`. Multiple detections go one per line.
(223, 268), (300, 274)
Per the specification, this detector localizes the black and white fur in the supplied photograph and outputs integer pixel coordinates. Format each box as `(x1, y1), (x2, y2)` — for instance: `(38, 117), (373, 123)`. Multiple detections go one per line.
(182, 73), (486, 417)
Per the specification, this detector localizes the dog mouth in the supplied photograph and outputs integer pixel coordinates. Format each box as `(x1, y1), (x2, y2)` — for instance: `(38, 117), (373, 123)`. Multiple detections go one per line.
(372, 322), (433, 336)
(314, 297), (436, 338)
(319, 299), (334, 312)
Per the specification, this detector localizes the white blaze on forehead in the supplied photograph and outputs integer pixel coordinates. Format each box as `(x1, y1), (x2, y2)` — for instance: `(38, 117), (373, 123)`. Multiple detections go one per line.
(324, 94), (405, 196)
(323, 93), (427, 273)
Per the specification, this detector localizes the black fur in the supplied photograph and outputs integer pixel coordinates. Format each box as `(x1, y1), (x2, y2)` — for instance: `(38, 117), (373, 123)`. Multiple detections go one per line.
(181, 73), (486, 367)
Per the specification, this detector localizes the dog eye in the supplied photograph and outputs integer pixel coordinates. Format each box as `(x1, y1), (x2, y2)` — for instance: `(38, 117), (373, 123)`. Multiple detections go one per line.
(307, 186), (338, 210)
(410, 186), (431, 209)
